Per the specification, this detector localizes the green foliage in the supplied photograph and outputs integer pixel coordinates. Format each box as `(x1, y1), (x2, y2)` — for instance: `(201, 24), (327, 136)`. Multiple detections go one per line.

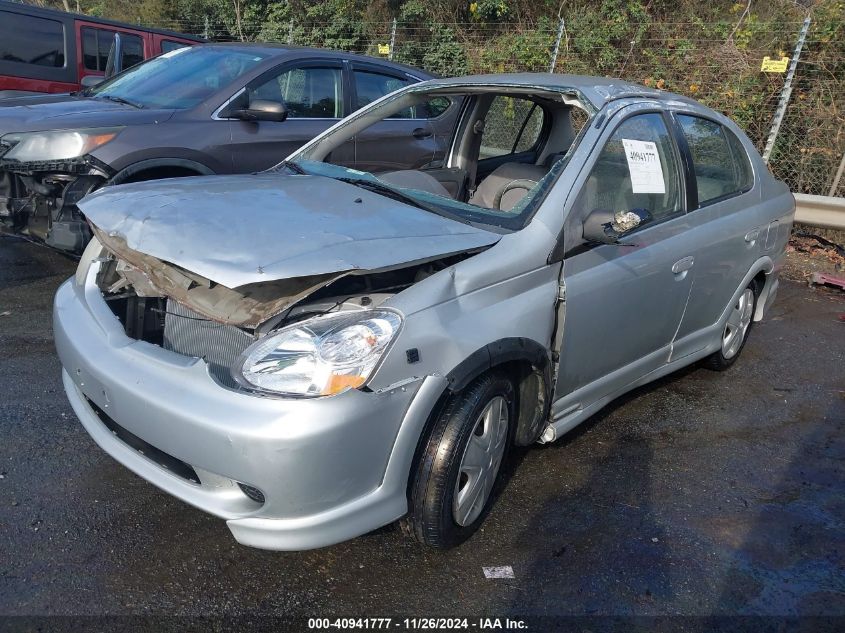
(393, 0), (469, 75)
(38, 0), (844, 194)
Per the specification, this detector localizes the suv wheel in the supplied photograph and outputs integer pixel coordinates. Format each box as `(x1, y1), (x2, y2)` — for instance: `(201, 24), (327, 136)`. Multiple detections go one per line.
(402, 373), (514, 548)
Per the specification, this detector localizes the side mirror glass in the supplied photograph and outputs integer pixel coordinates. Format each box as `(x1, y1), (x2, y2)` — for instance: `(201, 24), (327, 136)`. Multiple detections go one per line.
(582, 208), (652, 244)
(232, 99), (288, 123)
(80, 75), (104, 88)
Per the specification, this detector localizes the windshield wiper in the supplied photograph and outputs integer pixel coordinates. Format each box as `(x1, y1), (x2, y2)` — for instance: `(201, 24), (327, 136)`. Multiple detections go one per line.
(336, 177), (464, 222)
(96, 94), (144, 109)
(280, 160), (306, 175)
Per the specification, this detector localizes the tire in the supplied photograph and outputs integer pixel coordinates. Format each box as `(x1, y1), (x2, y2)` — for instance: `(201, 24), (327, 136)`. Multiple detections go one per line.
(703, 280), (760, 371)
(401, 372), (515, 549)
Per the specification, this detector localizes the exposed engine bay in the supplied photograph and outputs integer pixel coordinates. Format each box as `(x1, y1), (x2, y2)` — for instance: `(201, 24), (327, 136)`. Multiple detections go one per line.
(91, 233), (478, 388)
(0, 155), (110, 252)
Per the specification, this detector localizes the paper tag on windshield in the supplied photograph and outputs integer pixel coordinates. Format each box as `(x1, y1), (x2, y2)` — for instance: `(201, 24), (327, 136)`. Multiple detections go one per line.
(622, 139), (665, 194)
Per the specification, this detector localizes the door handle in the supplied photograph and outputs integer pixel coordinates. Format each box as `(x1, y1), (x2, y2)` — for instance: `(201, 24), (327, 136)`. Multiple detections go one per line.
(745, 229), (760, 243)
(412, 127), (432, 139)
(671, 256), (694, 274)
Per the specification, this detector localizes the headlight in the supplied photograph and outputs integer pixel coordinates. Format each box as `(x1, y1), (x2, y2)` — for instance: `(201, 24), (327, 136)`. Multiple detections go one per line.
(1, 127), (122, 162)
(234, 309), (402, 397)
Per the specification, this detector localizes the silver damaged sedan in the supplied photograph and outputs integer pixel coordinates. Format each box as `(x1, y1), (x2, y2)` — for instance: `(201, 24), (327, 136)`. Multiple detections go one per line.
(54, 74), (794, 550)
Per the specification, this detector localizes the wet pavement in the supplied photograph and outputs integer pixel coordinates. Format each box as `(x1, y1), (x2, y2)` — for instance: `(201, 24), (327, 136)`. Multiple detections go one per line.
(0, 237), (843, 626)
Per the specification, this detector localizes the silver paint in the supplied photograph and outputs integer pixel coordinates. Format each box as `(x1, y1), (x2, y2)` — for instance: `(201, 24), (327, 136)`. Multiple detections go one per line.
(55, 75), (795, 550)
(79, 173), (500, 289)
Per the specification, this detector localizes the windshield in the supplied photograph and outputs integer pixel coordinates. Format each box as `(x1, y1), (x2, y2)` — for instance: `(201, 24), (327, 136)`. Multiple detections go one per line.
(287, 85), (591, 231)
(85, 47), (269, 110)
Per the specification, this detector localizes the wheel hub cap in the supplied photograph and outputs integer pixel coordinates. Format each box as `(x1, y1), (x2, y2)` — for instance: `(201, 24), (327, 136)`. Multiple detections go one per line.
(453, 395), (509, 527)
(722, 288), (754, 359)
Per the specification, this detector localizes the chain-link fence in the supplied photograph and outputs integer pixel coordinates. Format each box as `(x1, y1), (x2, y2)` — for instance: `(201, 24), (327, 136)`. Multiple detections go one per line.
(108, 13), (845, 197)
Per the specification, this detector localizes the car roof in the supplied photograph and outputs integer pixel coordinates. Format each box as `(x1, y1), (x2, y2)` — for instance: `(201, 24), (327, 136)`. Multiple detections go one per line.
(417, 72), (695, 110)
(197, 42), (437, 79)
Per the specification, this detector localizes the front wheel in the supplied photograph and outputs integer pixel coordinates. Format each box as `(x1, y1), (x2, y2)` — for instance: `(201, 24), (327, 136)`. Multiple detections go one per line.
(402, 373), (515, 549)
(703, 282), (758, 371)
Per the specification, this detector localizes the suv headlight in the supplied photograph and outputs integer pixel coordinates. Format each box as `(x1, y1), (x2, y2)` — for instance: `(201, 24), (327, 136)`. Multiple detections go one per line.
(234, 309), (402, 397)
(1, 127), (122, 163)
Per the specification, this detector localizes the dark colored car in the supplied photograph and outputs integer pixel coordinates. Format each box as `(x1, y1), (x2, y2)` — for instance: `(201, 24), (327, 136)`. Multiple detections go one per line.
(0, 0), (202, 98)
(0, 44), (452, 251)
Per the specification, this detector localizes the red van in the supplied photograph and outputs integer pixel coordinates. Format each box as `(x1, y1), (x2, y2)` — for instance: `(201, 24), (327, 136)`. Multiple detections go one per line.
(0, 0), (203, 98)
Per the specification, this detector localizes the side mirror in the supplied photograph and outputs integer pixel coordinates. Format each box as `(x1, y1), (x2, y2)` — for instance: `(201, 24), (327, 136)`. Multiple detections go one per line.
(582, 208), (652, 244)
(104, 33), (123, 79)
(232, 99), (288, 123)
(80, 75), (104, 88)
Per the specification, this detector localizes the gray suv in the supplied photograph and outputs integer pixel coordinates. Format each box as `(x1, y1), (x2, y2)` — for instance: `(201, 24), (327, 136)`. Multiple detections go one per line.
(0, 44), (449, 251)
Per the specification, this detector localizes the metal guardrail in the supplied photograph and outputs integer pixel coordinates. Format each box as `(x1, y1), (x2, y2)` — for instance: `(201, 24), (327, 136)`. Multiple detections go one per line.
(793, 194), (845, 231)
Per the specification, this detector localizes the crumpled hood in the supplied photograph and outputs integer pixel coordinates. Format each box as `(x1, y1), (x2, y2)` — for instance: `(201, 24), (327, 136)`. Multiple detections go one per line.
(80, 173), (501, 288)
(0, 97), (173, 135)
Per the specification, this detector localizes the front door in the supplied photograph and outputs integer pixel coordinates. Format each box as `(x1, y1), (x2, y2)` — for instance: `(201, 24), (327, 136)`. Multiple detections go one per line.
(227, 61), (351, 173)
(552, 111), (697, 417)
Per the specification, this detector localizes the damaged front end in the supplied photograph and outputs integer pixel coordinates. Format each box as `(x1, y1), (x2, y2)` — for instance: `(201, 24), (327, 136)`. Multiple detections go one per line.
(88, 228), (481, 392)
(0, 129), (117, 252)
(75, 170), (501, 395)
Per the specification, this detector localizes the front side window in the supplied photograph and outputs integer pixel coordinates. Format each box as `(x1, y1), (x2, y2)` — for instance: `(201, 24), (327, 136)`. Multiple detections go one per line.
(677, 114), (753, 206)
(83, 29), (144, 72)
(249, 67), (343, 118)
(481, 96), (545, 159)
(120, 33), (144, 70)
(86, 47), (269, 110)
(575, 113), (682, 229)
(82, 28), (110, 71)
(0, 11), (65, 67)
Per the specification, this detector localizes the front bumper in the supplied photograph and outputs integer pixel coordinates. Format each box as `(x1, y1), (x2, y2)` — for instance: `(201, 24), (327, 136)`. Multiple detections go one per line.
(53, 270), (446, 550)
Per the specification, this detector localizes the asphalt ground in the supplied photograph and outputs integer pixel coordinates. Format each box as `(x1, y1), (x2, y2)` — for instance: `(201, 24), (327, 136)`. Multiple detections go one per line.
(0, 237), (843, 631)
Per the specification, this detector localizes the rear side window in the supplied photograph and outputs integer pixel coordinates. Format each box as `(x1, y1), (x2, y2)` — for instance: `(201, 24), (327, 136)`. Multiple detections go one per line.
(353, 70), (450, 119)
(0, 11), (65, 67)
(481, 96), (545, 159)
(354, 70), (409, 110)
(677, 114), (754, 206)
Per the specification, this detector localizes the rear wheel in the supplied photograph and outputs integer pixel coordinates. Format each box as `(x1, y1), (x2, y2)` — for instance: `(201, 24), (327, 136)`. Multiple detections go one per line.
(703, 282), (758, 371)
(402, 373), (514, 549)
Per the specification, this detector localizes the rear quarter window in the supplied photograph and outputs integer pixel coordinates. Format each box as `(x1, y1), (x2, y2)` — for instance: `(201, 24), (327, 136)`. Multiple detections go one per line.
(0, 11), (66, 68)
(677, 114), (754, 206)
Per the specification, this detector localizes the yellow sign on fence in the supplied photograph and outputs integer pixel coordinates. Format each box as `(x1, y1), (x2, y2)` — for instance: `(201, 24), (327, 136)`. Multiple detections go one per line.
(378, 44), (390, 55)
(761, 56), (789, 73)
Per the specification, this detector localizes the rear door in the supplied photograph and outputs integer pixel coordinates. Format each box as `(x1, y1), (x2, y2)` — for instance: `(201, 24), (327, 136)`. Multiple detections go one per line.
(668, 112), (763, 359)
(552, 109), (698, 415)
(348, 63), (442, 173)
(225, 59), (350, 172)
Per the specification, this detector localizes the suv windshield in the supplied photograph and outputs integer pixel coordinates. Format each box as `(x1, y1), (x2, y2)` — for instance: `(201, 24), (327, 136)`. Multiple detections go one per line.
(85, 47), (268, 110)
